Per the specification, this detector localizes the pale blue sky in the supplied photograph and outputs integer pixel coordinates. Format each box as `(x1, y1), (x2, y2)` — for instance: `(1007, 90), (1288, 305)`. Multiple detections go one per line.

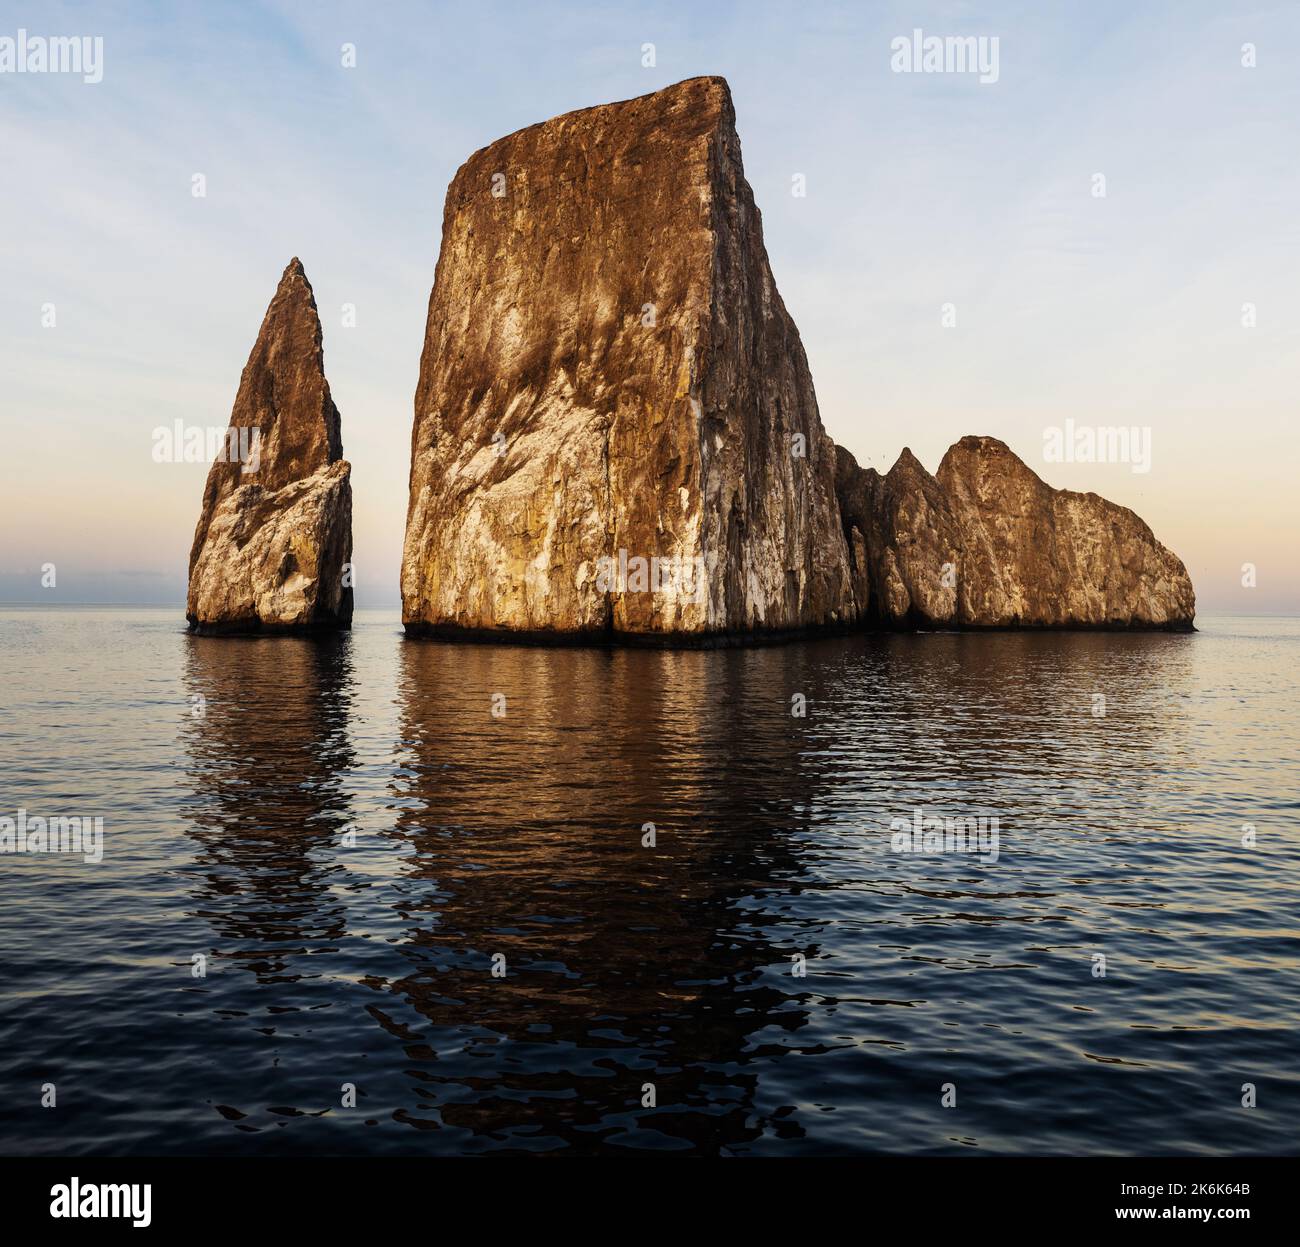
(1, 0), (1297, 611)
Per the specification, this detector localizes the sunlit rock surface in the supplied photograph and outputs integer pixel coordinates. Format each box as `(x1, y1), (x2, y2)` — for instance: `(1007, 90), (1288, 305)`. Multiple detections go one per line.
(187, 258), (353, 634)
(401, 76), (854, 643)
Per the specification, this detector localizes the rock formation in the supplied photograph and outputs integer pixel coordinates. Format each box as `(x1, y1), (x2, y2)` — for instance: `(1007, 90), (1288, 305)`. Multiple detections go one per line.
(187, 258), (352, 634)
(835, 436), (1195, 629)
(401, 75), (854, 643)
(399, 75), (1193, 642)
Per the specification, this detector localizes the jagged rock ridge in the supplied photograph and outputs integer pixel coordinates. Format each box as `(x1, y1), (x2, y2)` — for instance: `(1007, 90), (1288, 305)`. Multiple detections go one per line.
(835, 436), (1195, 629)
(401, 75), (854, 642)
(187, 258), (353, 634)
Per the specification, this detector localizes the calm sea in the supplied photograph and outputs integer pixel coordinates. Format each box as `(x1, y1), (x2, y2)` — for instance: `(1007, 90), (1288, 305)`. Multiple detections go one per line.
(0, 607), (1296, 1156)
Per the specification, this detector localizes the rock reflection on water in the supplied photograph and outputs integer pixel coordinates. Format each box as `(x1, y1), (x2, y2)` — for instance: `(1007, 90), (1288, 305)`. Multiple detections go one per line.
(386, 642), (830, 1149)
(182, 634), (357, 979)
(162, 618), (1297, 1155)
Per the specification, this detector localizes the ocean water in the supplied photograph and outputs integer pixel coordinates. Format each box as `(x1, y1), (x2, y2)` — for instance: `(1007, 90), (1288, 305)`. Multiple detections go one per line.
(0, 607), (1296, 1156)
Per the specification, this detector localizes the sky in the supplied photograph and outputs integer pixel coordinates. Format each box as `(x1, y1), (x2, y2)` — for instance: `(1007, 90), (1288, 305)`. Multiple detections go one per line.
(1, 0), (1297, 613)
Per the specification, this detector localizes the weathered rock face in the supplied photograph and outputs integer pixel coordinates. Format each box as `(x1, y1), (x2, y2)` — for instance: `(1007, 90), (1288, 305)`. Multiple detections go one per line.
(401, 76), (854, 642)
(187, 258), (353, 634)
(835, 436), (1195, 629)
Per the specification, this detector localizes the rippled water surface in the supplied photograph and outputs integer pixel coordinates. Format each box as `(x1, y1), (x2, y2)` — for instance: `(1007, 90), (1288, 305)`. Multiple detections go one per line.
(1, 608), (1297, 1155)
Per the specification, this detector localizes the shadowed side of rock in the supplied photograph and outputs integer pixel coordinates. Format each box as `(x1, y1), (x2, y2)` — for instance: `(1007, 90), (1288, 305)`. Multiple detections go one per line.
(187, 259), (353, 634)
(401, 76), (854, 644)
(834, 436), (1195, 630)
(835, 445), (962, 627)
